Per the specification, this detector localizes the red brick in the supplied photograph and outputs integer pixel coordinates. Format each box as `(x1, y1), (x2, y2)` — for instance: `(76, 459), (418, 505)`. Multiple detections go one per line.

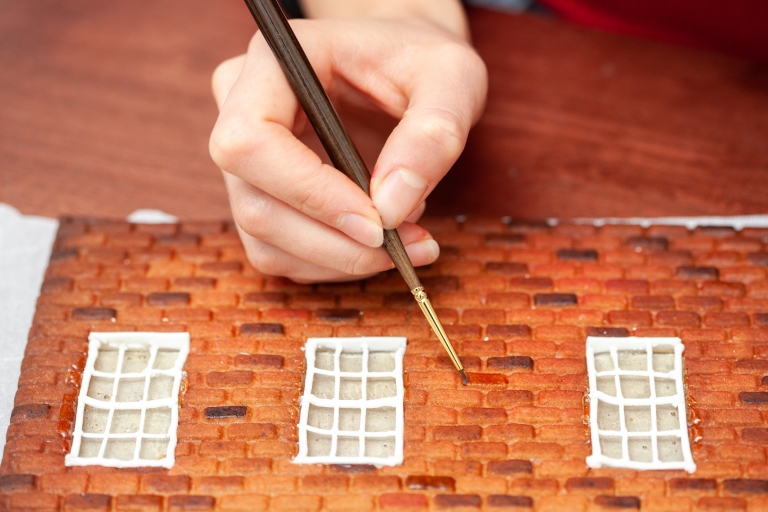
(535, 358), (586, 375)
(459, 407), (506, 425)
(507, 374), (562, 390)
(380, 493), (427, 509)
(430, 389), (483, 407)
(696, 497), (746, 511)
(460, 442), (507, 459)
(536, 390), (584, 408)
(508, 442), (564, 461)
(700, 409), (763, 426)
(607, 311), (653, 327)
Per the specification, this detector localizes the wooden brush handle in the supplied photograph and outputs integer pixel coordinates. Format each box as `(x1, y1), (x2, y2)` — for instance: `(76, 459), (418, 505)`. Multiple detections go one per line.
(243, 0), (422, 291)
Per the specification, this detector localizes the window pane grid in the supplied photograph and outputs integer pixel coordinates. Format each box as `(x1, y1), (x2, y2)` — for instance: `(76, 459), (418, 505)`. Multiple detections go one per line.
(65, 332), (189, 469)
(586, 336), (696, 473)
(294, 337), (405, 467)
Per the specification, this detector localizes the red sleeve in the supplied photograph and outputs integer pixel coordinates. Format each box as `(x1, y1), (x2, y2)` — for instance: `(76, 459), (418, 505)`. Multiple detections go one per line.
(537, 0), (768, 62)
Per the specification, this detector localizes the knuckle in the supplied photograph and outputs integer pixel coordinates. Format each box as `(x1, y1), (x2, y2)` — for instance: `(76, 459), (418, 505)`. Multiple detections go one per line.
(415, 109), (466, 159)
(232, 192), (271, 241)
(209, 117), (255, 172)
(244, 243), (280, 276)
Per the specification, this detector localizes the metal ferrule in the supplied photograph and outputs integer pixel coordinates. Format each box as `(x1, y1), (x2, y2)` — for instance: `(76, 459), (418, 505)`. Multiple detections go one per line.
(411, 286), (464, 373)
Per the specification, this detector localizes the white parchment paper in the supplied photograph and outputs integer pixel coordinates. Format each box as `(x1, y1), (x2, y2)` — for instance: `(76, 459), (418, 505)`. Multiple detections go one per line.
(0, 204), (58, 453)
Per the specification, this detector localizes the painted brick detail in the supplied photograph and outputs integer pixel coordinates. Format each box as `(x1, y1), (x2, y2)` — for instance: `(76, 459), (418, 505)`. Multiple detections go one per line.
(9, 216), (768, 511)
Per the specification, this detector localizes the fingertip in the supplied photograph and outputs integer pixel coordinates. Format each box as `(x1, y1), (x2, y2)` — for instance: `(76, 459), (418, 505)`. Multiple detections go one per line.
(336, 213), (384, 248)
(372, 169), (428, 229)
(404, 238), (440, 266)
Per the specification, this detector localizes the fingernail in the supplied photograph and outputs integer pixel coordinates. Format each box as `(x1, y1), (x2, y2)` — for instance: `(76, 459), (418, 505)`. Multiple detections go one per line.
(373, 169), (428, 229)
(337, 213), (383, 248)
(405, 239), (440, 264)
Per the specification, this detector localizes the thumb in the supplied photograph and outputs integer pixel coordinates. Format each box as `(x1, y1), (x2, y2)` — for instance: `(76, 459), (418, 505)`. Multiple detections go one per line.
(370, 46), (487, 229)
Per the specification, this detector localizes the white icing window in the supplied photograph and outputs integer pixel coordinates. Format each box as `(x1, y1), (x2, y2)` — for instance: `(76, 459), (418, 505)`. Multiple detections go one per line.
(294, 337), (406, 467)
(586, 336), (696, 473)
(65, 332), (189, 469)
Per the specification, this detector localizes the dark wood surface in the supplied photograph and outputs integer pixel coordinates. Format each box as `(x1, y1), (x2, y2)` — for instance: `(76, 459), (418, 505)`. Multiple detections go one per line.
(1, 0), (766, 221)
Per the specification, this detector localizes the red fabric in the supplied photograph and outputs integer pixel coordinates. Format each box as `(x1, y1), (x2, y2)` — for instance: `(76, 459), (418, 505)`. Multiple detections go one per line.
(537, 0), (768, 62)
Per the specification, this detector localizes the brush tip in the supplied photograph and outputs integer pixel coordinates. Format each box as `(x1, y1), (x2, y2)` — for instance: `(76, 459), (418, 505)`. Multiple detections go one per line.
(459, 369), (470, 386)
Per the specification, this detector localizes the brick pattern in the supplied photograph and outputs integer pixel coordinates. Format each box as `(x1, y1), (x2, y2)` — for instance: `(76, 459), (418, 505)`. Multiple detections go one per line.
(2, 217), (768, 511)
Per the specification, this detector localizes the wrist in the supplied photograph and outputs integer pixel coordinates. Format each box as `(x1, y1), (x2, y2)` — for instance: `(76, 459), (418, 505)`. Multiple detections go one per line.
(299, 0), (469, 41)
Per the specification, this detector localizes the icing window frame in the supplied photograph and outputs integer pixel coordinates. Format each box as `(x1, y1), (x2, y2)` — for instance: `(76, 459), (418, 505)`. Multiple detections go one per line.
(65, 332), (190, 469)
(294, 337), (406, 467)
(585, 336), (696, 473)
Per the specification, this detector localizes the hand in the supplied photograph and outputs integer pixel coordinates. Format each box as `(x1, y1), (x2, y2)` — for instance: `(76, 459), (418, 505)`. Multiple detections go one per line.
(209, 17), (487, 282)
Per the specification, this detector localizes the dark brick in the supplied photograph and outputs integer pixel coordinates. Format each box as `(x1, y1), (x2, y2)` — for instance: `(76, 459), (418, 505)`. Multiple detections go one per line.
(329, 464), (377, 473)
(740, 392), (768, 404)
(10, 404), (50, 422)
(240, 323), (284, 336)
(146, 292), (189, 306)
(510, 278), (553, 291)
(205, 406), (247, 419)
(156, 234), (199, 245)
(723, 479), (768, 494)
(534, 293), (577, 306)
(697, 225), (736, 236)
(557, 248), (598, 261)
(756, 313), (768, 326)
(144, 475), (191, 493)
(63, 494), (111, 509)
(421, 276), (460, 292)
(50, 248), (79, 261)
(168, 495), (216, 510)
(626, 236), (668, 250)
(243, 292), (286, 305)
(747, 253), (768, 267)
(486, 233), (526, 245)
(0, 474), (35, 491)
(233, 354), (284, 369)
(487, 495), (533, 508)
(434, 426), (482, 441)
(487, 356), (534, 371)
(486, 262), (528, 275)
(174, 277), (215, 289)
(71, 307), (116, 320)
(405, 475), (455, 491)
(487, 460), (533, 474)
(487, 325), (531, 338)
(763, 376), (768, 387)
(741, 428), (768, 443)
(435, 494), (481, 509)
(587, 327), (629, 337)
(594, 495), (640, 509)
(669, 478), (716, 491)
(735, 360), (768, 372)
(676, 266), (719, 279)
(565, 478), (613, 491)
(315, 309), (360, 322)
(41, 277), (73, 293)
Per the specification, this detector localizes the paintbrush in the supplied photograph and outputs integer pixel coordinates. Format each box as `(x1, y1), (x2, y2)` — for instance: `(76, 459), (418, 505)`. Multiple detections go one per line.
(242, 0), (468, 385)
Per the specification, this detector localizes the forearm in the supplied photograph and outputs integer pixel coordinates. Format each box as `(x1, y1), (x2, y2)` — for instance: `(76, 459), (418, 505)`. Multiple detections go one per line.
(299, 0), (469, 41)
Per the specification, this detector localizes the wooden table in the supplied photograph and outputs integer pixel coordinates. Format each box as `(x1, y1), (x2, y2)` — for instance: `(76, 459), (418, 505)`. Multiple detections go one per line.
(1, 0), (767, 221)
